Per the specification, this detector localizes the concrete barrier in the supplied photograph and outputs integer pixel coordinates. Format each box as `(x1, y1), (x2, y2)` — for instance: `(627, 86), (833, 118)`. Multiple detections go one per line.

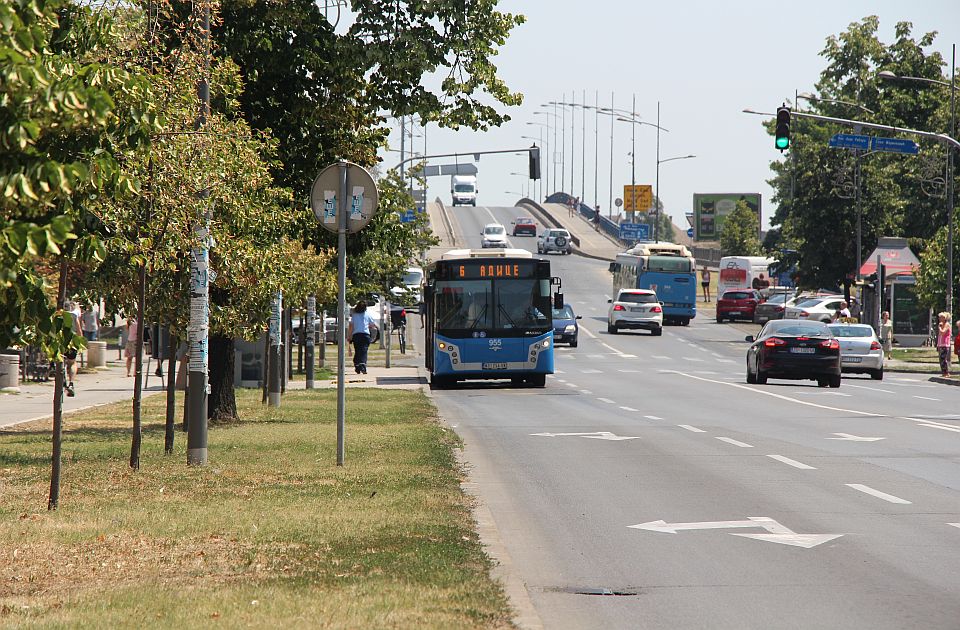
(0, 353), (20, 391)
(87, 341), (108, 368)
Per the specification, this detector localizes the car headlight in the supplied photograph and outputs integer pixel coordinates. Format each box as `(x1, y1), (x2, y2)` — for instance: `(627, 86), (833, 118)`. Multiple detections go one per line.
(564, 325), (576, 333)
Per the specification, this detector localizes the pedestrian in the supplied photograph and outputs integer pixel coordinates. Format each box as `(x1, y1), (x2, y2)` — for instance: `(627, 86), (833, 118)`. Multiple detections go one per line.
(347, 300), (378, 375)
(80, 301), (100, 341)
(936, 311), (952, 377)
(567, 198), (574, 218)
(879, 311), (893, 360)
(125, 315), (139, 377)
(418, 300), (426, 329)
(592, 210), (600, 231)
(953, 321), (960, 367)
(700, 266), (712, 302)
(63, 301), (81, 397)
(839, 301), (851, 319)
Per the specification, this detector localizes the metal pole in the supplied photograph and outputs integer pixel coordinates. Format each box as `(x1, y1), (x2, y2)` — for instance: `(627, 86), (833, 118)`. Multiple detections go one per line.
(631, 94), (636, 223)
(609, 91), (614, 217)
(320, 309), (327, 368)
(948, 43), (956, 315)
(560, 95), (566, 194)
(336, 161), (348, 466)
(385, 292), (392, 369)
(305, 295), (315, 388)
(187, 3), (210, 467)
(655, 101), (661, 242)
(855, 146), (862, 283)
(581, 88), (586, 203)
(268, 291), (282, 407)
(594, 90), (599, 211)
(553, 103), (558, 195)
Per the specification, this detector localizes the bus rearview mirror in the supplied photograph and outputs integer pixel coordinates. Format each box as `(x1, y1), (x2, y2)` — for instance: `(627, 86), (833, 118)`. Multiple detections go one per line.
(553, 293), (564, 310)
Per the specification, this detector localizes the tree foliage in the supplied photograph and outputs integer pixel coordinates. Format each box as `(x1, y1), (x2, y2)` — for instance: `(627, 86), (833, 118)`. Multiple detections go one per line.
(720, 201), (761, 256)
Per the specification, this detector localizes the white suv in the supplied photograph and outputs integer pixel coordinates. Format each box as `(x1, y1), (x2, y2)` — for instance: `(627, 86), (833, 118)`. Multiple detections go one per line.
(480, 223), (508, 248)
(784, 295), (845, 323)
(607, 289), (663, 335)
(537, 228), (572, 255)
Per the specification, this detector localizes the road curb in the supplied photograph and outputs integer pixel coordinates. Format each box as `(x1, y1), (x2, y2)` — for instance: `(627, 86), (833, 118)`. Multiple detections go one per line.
(929, 375), (960, 386)
(516, 199), (616, 262)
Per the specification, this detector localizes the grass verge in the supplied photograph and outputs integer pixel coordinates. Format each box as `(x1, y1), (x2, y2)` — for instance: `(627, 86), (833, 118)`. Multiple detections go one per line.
(0, 388), (513, 629)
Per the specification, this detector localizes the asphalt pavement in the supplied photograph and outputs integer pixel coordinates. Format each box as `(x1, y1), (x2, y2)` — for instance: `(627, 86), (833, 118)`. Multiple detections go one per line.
(430, 204), (960, 630)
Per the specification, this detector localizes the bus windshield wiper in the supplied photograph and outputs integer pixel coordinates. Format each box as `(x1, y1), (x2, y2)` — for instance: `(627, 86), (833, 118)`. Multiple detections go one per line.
(498, 303), (519, 328)
(468, 304), (488, 329)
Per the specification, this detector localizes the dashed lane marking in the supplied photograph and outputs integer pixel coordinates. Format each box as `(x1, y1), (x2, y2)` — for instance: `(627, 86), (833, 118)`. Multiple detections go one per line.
(580, 369), (602, 374)
(597, 397), (616, 404)
(843, 383), (894, 394)
(914, 395), (941, 401)
(618, 369), (642, 373)
(644, 415), (663, 421)
(716, 437), (754, 448)
(678, 424), (706, 433)
(846, 484), (912, 505)
(652, 355), (670, 360)
(767, 454), (817, 470)
(580, 389), (593, 394)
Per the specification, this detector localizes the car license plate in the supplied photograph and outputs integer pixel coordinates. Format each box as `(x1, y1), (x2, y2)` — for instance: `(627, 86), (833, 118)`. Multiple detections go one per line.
(790, 347), (815, 354)
(727, 311), (740, 316)
(630, 307), (645, 312)
(482, 362), (508, 370)
(842, 356), (862, 363)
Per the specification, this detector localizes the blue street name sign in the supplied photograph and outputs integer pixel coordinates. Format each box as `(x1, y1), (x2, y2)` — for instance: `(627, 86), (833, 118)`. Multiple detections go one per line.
(687, 227), (695, 238)
(828, 133), (870, 150)
(399, 209), (417, 223)
(871, 136), (919, 155)
(620, 223), (650, 241)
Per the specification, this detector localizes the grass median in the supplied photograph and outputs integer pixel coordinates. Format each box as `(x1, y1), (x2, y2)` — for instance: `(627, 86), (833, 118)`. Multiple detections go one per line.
(0, 388), (514, 629)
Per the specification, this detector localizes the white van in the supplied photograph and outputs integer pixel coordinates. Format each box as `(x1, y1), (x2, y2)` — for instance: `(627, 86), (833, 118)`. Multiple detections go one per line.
(717, 256), (777, 296)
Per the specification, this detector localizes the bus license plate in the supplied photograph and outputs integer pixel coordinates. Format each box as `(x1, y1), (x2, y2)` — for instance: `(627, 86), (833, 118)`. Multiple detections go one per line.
(482, 362), (509, 370)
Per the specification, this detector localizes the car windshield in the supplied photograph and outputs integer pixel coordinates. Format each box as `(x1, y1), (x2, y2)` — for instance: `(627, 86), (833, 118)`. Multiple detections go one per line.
(618, 292), (657, 304)
(552, 305), (575, 319)
(402, 270), (423, 286)
(484, 226), (504, 235)
(766, 323), (829, 337)
(795, 297), (826, 308)
(829, 325), (874, 338)
(435, 279), (551, 332)
(454, 184), (474, 192)
(722, 291), (752, 300)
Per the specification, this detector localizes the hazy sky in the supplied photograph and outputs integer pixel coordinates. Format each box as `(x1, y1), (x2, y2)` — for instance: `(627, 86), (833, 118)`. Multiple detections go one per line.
(381, 0), (960, 230)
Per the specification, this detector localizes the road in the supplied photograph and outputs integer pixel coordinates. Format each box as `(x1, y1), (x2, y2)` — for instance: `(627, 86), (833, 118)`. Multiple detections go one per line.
(430, 204), (960, 630)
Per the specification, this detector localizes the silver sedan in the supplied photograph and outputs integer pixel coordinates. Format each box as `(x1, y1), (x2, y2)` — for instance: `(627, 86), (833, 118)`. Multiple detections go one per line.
(828, 323), (884, 380)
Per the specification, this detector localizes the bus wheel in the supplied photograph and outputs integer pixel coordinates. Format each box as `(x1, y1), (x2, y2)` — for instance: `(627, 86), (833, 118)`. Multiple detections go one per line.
(527, 374), (546, 388)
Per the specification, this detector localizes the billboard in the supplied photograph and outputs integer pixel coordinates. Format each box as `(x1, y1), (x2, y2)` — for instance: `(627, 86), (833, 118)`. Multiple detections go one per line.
(692, 193), (761, 242)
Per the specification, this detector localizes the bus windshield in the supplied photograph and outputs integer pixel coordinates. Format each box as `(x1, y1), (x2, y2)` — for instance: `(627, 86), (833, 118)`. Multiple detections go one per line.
(646, 255), (692, 273)
(435, 278), (551, 333)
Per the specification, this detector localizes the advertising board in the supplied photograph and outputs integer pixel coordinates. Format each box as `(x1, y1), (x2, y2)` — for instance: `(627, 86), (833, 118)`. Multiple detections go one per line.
(692, 193), (761, 242)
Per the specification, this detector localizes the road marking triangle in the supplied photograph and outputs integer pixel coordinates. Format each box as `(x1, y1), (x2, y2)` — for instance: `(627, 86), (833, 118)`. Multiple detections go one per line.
(731, 533), (843, 548)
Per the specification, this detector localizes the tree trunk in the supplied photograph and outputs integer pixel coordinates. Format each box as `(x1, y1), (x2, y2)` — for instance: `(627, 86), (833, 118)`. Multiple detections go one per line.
(164, 332), (177, 454)
(48, 258), (68, 511)
(208, 333), (237, 422)
(130, 263), (146, 470)
(261, 330), (269, 404)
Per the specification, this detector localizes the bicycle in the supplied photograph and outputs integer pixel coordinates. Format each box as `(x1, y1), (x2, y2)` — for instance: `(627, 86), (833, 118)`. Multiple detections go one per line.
(396, 322), (407, 354)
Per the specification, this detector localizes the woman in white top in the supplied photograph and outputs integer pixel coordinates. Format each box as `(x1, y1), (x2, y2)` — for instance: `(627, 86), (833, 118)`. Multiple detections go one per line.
(347, 300), (378, 374)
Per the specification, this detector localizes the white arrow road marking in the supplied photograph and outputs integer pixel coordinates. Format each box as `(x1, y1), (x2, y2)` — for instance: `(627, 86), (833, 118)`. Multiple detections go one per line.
(580, 389), (593, 394)
(767, 454), (817, 470)
(716, 437), (753, 448)
(828, 433), (885, 442)
(628, 516), (842, 549)
(531, 431), (639, 441)
(846, 484), (911, 504)
(949, 523), (960, 529)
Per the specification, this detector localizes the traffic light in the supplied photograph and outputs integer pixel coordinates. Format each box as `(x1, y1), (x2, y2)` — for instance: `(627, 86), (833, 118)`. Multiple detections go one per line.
(775, 106), (790, 151)
(528, 145), (541, 180)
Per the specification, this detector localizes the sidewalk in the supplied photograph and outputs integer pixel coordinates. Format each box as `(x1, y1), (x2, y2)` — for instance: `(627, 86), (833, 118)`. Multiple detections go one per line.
(287, 365), (427, 390)
(0, 362), (165, 430)
(540, 202), (622, 260)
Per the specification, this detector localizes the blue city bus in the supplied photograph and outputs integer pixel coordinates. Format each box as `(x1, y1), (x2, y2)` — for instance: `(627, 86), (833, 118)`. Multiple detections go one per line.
(425, 249), (559, 388)
(610, 242), (697, 325)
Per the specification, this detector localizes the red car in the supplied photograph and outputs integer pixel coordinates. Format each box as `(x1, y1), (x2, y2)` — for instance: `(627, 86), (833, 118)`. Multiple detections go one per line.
(511, 217), (537, 236)
(716, 289), (763, 323)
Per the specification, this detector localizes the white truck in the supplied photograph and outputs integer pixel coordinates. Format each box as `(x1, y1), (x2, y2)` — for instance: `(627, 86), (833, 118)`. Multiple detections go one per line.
(450, 174), (478, 206)
(717, 256), (777, 296)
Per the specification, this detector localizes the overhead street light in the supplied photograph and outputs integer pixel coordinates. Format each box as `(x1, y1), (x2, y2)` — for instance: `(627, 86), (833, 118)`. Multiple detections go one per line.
(878, 46), (957, 314)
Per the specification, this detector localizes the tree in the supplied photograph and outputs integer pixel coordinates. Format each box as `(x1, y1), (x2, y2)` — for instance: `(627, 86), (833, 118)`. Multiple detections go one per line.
(914, 217), (958, 318)
(720, 201), (761, 256)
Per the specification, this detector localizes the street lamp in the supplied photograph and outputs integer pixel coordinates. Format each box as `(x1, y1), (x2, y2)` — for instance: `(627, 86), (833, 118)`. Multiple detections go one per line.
(655, 152), (696, 242)
(548, 100), (579, 198)
(878, 45), (957, 314)
(797, 92), (874, 287)
(615, 106), (669, 224)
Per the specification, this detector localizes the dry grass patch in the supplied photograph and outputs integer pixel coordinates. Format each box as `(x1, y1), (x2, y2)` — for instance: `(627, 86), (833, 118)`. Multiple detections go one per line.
(0, 388), (514, 629)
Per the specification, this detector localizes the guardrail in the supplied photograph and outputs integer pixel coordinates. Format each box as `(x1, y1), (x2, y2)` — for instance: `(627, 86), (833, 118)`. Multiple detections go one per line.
(433, 197), (457, 247)
(515, 197), (581, 248)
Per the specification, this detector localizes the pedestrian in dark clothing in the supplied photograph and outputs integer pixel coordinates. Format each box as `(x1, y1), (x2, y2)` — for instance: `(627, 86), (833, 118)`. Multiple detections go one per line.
(347, 300), (378, 374)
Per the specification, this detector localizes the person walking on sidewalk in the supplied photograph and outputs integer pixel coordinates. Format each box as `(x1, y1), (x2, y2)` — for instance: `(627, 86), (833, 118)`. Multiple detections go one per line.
(879, 311), (893, 360)
(936, 312), (952, 377)
(592, 210), (600, 231)
(63, 301), (81, 396)
(80, 302), (100, 341)
(125, 316), (139, 377)
(347, 300), (378, 375)
(700, 266), (712, 302)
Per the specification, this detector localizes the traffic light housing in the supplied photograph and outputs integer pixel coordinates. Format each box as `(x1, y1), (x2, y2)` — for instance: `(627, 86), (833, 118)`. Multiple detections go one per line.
(775, 107), (790, 151)
(528, 145), (541, 180)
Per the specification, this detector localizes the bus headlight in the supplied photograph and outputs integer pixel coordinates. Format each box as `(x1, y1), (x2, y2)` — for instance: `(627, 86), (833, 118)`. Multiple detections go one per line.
(541, 339), (550, 348)
(438, 342), (446, 350)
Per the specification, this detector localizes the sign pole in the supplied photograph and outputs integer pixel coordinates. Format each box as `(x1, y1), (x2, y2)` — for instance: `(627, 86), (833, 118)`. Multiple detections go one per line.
(268, 291), (282, 407)
(336, 161), (348, 466)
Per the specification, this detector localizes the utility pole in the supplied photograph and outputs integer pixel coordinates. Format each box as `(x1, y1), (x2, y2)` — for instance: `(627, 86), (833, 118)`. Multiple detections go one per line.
(594, 90), (599, 211)
(631, 93), (636, 223)
(609, 92), (614, 217)
(187, 2), (211, 466)
(581, 88), (586, 204)
(560, 95), (566, 194)
(654, 101), (661, 242)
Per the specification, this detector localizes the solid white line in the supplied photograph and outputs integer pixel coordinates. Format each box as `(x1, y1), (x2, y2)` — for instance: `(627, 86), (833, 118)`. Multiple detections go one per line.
(843, 383), (894, 394)
(619, 406), (639, 412)
(914, 395), (941, 401)
(644, 415), (663, 420)
(678, 424), (706, 433)
(767, 454), (817, 470)
(716, 436), (754, 448)
(846, 484), (912, 505)
(918, 423), (960, 433)
(597, 397), (616, 404)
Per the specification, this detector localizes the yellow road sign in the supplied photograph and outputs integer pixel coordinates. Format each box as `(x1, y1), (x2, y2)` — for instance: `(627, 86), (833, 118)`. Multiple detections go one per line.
(623, 185), (653, 212)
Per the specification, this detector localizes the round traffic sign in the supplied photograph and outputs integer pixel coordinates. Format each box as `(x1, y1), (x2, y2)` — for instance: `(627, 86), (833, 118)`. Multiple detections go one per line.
(614, 197), (623, 207)
(310, 162), (379, 234)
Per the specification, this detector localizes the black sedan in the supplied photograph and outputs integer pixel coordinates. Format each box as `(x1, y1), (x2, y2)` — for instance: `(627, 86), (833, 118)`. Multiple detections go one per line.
(745, 320), (841, 387)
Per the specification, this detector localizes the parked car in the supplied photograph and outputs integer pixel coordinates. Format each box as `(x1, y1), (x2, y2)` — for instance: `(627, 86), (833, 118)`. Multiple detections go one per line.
(511, 217), (537, 236)
(745, 319), (841, 387)
(783, 295), (845, 323)
(607, 289), (663, 335)
(753, 292), (797, 324)
(828, 323), (884, 380)
(716, 289), (763, 323)
(552, 304), (582, 347)
(537, 228), (572, 255)
(481, 223), (508, 248)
